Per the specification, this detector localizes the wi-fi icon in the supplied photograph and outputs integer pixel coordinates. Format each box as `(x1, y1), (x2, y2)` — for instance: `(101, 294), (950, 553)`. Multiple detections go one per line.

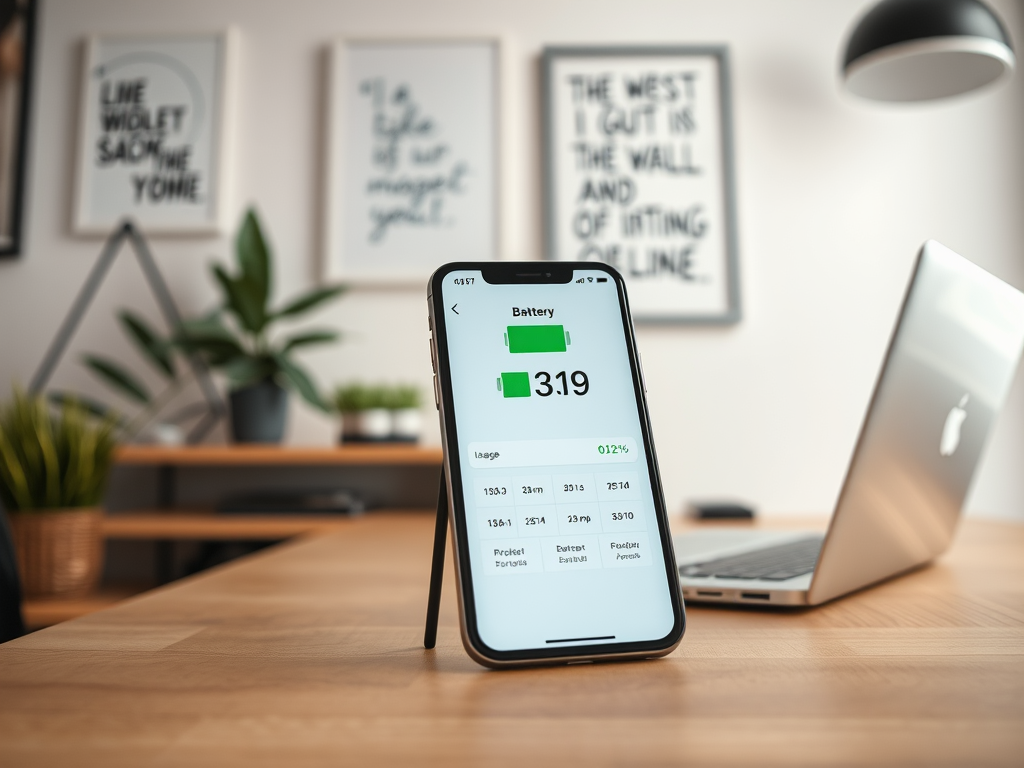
(587, 277), (593, 283)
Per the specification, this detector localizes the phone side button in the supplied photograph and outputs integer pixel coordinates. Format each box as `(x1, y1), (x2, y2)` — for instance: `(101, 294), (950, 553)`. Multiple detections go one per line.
(433, 374), (440, 410)
(429, 339), (437, 373)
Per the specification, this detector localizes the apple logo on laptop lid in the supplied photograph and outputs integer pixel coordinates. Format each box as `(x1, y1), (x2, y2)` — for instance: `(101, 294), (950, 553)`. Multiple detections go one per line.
(940, 394), (970, 457)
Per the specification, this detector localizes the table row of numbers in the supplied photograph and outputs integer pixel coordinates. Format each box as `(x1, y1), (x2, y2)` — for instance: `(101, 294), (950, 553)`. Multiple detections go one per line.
(479, 501), (647, 538)
(480, 532), (653, 574)
(475, 472), (640, 507)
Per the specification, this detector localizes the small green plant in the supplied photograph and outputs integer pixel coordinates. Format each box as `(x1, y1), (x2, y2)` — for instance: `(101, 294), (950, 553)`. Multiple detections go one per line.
(334, 384), (377, 413)
(176, 208), (345, 410)
(0, 387), (118, 512)
(383, 385), (421, 410)
(334, 384), (421, 412)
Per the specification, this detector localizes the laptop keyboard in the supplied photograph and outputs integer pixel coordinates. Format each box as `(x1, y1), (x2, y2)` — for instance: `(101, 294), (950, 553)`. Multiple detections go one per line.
(678, 536), (824, 581)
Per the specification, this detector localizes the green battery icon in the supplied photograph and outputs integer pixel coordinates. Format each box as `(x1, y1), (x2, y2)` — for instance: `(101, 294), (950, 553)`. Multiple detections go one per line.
(499, 372), (531, 398)
(506, 325), (568, 353)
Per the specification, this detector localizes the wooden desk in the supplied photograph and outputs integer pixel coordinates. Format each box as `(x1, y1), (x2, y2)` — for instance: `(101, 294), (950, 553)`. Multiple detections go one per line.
(2, 514), (1022, 766)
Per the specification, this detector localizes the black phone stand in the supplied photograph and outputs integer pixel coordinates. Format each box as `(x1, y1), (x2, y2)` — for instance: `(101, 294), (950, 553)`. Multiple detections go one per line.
(423, 474), (449, 650)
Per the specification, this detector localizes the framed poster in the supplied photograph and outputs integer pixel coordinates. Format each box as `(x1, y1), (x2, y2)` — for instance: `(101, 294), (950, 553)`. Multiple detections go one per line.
(73, 31), (237, 235)
(543, 46), (740, 323)
(0, 0), (36, 257)
(324, 39), (500, 283)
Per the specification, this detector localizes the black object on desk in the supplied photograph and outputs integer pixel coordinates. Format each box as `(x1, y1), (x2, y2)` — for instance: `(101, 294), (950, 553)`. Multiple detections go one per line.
(686, 501), (756, 520)
(0, 508), (25, 642)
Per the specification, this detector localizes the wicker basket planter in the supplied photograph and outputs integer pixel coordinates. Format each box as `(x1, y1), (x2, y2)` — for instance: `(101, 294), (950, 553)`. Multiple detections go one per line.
(7, 508), (104, 598)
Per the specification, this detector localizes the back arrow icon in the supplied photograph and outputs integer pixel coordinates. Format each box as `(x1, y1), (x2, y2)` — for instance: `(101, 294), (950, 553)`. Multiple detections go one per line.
(451, 304), (459, 314)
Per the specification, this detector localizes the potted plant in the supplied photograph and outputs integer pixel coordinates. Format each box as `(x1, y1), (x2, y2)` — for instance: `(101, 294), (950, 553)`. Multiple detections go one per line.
(177, 209), (345, 443)
(334, 384), (391, 443)
(0, 388), (118, 598)
(385, 385), (422, 442)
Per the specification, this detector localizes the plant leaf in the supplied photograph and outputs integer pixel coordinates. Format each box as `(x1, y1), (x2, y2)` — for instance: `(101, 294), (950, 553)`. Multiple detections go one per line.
(274, 354), (327, 411)
(236, 208), (271, 311)
(274, 285), (346, 319)
(47, 391), (126, 426)
(221, 355), (275, 387)
(174, 321), (246, 361)
(279, 330), (339, 354)
(120, 310), (176, 379)
(83, 355), (151, 404)
(212, 264), (265, 334)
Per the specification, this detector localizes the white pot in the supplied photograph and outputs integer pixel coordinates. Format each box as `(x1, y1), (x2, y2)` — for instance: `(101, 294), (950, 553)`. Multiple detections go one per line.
(357, 408), (392, 441)
(391, 408), (422, 442)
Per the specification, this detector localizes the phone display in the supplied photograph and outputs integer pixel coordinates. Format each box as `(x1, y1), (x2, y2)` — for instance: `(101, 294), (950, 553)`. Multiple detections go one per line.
(429, 263), (684, 664)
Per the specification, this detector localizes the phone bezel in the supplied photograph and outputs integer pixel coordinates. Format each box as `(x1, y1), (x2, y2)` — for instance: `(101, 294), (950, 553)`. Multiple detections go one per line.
(428, 261), (685, 666)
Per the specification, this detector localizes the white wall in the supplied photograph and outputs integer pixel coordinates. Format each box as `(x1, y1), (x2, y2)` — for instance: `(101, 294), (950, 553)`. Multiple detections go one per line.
(2, 0), (1022, 519)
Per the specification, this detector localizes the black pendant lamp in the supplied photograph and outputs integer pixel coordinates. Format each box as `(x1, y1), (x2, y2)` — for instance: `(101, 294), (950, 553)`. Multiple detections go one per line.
(842, 0), (1015, 102)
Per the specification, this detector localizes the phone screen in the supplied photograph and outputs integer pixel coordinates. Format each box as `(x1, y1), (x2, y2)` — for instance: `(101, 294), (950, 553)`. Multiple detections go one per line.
(436, 267), (679, 655)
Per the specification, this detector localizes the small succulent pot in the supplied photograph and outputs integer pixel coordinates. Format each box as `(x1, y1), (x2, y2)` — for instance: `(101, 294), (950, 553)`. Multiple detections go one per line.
(229, 379), (287, 443)
(390, 408), (422, 442)
(7, 508), (105, 598)
(356, 408), (392, 441)
(340, 412), (361, 443)
(340, 408), (392, 443)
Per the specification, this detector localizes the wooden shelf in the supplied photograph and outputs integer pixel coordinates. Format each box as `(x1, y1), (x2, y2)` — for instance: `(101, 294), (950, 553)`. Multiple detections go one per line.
(115, 444), (443, 466)
(22, 583), (150, 630)
(103, 509), (430, 540)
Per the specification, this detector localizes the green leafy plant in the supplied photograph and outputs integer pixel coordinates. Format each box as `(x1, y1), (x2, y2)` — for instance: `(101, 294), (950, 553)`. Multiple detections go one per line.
(176, 208), (345, 410)
(0, 387), (118, 512)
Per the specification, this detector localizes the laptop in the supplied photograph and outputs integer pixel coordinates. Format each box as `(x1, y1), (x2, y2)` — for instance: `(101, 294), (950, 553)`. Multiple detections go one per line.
(675, 240), (1024, 606)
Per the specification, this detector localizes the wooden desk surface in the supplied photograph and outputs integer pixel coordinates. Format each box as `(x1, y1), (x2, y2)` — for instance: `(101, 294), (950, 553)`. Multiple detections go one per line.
(114, 444), (443, 466)
(1, 513), (1022, 767)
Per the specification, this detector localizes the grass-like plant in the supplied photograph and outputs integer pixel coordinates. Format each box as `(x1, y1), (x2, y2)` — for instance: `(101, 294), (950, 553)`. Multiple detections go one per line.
(334, 384), (421, 412)
(0, 387), (118, 512)
(333, 384), (380, 413)
(383, 385), (421, 410)
(175, 208), (345, 410)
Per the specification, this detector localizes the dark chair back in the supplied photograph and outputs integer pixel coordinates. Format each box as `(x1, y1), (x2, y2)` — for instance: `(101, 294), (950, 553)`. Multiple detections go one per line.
(0, 509), (25, 642)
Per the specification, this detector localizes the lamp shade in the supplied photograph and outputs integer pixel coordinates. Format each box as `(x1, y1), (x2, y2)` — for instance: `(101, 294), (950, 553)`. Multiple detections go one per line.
(842, 0), (1015, 102)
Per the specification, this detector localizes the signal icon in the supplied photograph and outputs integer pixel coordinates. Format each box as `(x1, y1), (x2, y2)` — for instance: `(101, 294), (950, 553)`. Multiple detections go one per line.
(576, 278), (585, 284)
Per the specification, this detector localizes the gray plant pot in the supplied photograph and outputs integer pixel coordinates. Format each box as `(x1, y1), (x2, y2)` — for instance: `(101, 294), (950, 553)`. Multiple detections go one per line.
(229, 380), (287, 443)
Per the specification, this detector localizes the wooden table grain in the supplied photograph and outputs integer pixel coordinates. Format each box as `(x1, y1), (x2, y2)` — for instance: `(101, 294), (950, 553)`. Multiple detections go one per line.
(1, 513), (1022, 767)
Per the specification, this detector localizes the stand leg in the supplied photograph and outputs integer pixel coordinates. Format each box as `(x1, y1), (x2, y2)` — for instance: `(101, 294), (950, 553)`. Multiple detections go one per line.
(424, 473), (449, 650)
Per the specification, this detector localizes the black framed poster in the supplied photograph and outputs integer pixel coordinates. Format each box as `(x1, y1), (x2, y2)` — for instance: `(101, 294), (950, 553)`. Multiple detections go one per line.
(0, 0), (35, 257)
(543, 46), (740, 323)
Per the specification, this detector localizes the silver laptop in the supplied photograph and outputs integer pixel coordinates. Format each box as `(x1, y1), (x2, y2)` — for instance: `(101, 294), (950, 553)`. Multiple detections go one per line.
(675, 240), (1024, 606)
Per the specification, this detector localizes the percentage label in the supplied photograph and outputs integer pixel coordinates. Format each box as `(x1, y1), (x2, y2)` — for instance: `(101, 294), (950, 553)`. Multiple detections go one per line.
(598, 444), (629, 456)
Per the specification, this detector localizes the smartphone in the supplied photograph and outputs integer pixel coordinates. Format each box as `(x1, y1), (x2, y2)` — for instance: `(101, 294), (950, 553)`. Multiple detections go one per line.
(427, 261), (685, 667)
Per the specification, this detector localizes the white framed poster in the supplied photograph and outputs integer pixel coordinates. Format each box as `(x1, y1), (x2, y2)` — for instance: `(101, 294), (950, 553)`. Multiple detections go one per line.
(73, 31), (237, 235)
(324, 38), (500, 283)
(543, 46), (741, 323)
